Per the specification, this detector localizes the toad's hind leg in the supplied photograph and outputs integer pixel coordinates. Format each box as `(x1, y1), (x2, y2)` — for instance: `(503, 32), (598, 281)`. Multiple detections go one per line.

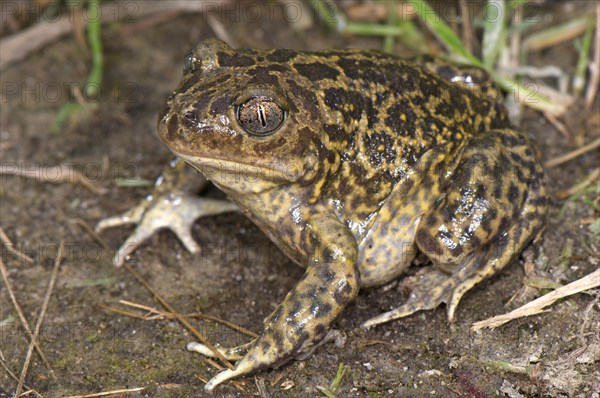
(363, 129), (547, 327)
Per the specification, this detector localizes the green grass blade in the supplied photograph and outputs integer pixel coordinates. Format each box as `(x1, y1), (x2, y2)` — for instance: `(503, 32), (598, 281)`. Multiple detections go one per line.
(493, 75), (567, 115)
(482, 0), (507, 68)
(573, 22), (594, 95)
(329, 363), (347, 393)
(383, 1), (398, 53)
(85, 0), (103, 98)
(346, 22), (407, 37)
(406, 0), (481, 65)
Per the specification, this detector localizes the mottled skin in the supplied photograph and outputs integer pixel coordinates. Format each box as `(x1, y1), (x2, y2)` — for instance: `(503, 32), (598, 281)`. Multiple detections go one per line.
(98, 39), (547, 391)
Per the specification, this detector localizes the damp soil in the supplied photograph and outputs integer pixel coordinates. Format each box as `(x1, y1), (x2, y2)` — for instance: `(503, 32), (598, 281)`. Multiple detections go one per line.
(0, 2), (598, 398)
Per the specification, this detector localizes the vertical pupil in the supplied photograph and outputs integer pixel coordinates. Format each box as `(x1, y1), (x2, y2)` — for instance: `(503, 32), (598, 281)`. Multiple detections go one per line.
(257, 105), (267, 128)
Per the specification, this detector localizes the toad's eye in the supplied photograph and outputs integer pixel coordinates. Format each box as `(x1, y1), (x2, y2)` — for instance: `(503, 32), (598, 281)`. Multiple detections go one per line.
(236, 96), (286, 136)
(183, 50), (196, 74)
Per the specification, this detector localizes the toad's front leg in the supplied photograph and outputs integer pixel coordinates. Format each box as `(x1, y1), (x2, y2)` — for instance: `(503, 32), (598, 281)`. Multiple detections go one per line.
(189, 213), (360, 391)
(96, 159), (238, 265)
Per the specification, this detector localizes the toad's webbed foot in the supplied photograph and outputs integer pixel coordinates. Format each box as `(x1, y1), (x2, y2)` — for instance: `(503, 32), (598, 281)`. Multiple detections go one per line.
(96, 159), (239, 266)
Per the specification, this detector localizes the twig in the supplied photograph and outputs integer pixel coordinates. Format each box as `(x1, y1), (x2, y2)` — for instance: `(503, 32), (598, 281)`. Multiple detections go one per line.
(65, 387), (145, 398)
(544, 112), (571, 139)
(98, 303), (148, 320)
(116, 299), (258, 338)
(0, 227), (34, 264)
(556, 168), (599, 199)
(0, 258), (55, 376)
(121, 263), (234, 369)
(68, 218), (111, 251)
(523, 13), (595, 51)
(116, 10), (181, 39)
(15, 241), (63, 396)
(0, 163), (106, 194)
(0, 0), (232, 71)
(0, 357), (43, 398)
(472, 269), (600, 330)
(544, 138), (600, 168)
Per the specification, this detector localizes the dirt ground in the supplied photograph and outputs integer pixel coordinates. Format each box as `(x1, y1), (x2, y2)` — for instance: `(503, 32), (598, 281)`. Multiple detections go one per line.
(1, 1), (598, 397)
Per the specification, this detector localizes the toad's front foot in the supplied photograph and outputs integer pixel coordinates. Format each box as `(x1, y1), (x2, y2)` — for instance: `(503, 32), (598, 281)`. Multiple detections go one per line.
(96, 159), (239, 265)
(96, 192), (238, 266)
(188, 214), (360, 392)
(188, 329), (344, 391)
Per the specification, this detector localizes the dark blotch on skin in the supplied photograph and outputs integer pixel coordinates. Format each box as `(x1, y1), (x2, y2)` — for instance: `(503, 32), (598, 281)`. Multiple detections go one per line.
(253, 136), (287, 156)
(314, 303), (332, 318)
(319, 269), (336, 283)
(451, 242), (464, 257)
(248, 66), (281, 85)
(209, 96), (230, 115)
(508, 184), (520, 202)
(177, 73), (202, 95)
(336, 58), (361, 79)
(500, 131), (520, 147)
(294, 63), (340, 81)
(333, 280), (354, 306)
(426, 214), (438, 227)
(186, 73), (232, 96)
(259, 341), (271, 353)
(217, 52), (255, 67)
(266, 49), (297, 63)
(314, 324), (327, 339)
(385, 98), (414, 136)
(366, 131), (397, 166)
(417, 228), (442, 255)
(286, 79), (319, 119)
(165, 114), (179, 142)
(337, 59), (386, 84)
(323, 87), (364, 121)
(192, 94), (212, 115)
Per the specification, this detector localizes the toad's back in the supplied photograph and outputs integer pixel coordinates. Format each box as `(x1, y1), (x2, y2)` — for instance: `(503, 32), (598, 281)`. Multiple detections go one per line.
(238, 48), (511, 240)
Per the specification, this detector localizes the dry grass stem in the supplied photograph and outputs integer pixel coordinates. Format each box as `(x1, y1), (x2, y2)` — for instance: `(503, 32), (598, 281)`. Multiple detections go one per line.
(544, 138), (600, 168)
(0, 164), (106, 194)
(116, 299), (258, 338)
(556, 168), (599, 199)
(121, 262), (234, 369)
(544, 112), (571, 139)
(0, 227), (34, 264)
(0, 357), (42, 398)
(97, 303), (148, 319)
(472, 269), (600, 330)
(0, 258), (54, 375)
(15, 241), (63, 396)
(69, 218), (112, 251)
(524, 14), (595, 51)
(65, 387), (145, 398)
(0, 0), (233, 70)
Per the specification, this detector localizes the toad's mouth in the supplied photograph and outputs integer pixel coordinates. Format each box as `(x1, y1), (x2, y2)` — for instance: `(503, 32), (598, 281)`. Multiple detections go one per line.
(172, 150), (299, 184)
